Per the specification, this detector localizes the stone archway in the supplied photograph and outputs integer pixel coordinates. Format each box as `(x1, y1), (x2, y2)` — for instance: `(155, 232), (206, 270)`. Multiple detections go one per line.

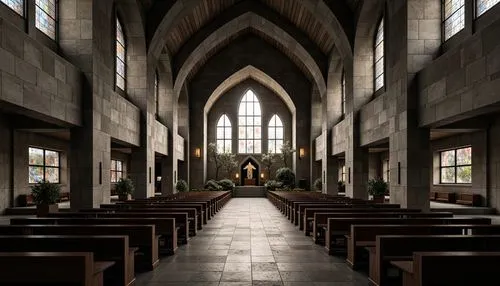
(239, 156), (260, 186)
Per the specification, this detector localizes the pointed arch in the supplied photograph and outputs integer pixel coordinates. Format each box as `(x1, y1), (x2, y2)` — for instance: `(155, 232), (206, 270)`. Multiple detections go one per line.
(268, 114), (284, 154)
(216, 114), (232, 153)
(238, 90), (262, 154)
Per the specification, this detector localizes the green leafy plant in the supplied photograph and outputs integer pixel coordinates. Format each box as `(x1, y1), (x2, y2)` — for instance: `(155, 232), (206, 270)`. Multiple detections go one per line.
(261, 153), (279, 179)
(313, 178), (322, 191)
(115, 177), (135, 196)
(367, 177), (388, 197)
(176, 179), (189, 192)
(276, 167), (296, 188)
(279, 141), (295, 168)
(217, 179), (235, 192)
(264, 180), (283, 191)
(31, 180), (60, 205)
(205, 179), (222, 191)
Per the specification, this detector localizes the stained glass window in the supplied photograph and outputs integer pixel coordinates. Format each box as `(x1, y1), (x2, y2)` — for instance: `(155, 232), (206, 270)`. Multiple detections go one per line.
(29, 147), (60, 183)
(35, 0), (56, 40)
(440, 147), (471, 184)
(111, 159), (123, 183)
(443, 0), (465, 41)
(341, 71), (346, 115)
(374, 18), (384, 91)
(238, 90), (261, 153)
(477, 0), (500, 17)
(116, 17), (126, 91)
(383, 159), (390, 183)
(268, 114), (284, 153)
(1, 0), (24, 16)
(216, 114), (232, 153)
(155, 71), (159, 117)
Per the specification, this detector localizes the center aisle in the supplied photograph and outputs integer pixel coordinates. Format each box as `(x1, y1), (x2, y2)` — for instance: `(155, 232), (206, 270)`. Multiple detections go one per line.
(136, 198), (368, 285)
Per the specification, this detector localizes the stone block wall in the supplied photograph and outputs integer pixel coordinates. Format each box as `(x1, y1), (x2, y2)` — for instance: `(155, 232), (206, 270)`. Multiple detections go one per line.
(154, 120), (168, 156)
(109, 93), (141, 146)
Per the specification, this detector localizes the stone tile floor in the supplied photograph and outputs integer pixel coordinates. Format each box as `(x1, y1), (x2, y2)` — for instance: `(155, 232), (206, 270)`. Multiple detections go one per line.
(135, 198), (369, 286)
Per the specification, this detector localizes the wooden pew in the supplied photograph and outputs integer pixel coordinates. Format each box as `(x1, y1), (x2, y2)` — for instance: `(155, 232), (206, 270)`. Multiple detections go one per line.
(78, 207), (198, 236)
(104, 203), (205, 229)
(347, 224), (500, 269)
(391, 251), (500, 286)
(314, 212), (454, 246)
(11, 217), (177, 255)
(325, 217), (491, 254)
(302, 207), (422, 234)
(0, 235), (135, 286)
(0, 224), (159, 271)
(123, 200), (210, 223)
(370, 235), (500, 286)
(47, 211), (190, 244)
(0, 252), (114, 286)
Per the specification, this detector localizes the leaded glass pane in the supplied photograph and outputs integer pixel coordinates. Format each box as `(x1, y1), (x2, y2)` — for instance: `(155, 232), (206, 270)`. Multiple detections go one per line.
(116, 17), (126, 90)
(45, 150), (59, 167)
(45, 167), (59, 183)
(111, 171), (117, 183)
(477, 0), (500, 17)
(441, 150), (455, 166)
(29, 166), (44, 184)
(238, 90), (261, 153)
(254, 141), (261, 154)
(35, 0), (56, 40)
(117, 161), (122, 171)
(443, 0), (464, 41)
(216, 114), (232, 153)
(456, 147), (471, 165)
(374, 18), (384, 91)
(29, 148), (44, 165)
(1, 0), (24, 15)
(217, 128), (224, 138)
(441, 167), (455, 183)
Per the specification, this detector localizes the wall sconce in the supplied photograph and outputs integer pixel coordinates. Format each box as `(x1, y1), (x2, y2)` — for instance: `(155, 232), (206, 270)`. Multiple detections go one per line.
(299, 148), (305, 159)
(235, 173), (239, 179)
(260, 173), (264, 179)
(194, 148), (201, 158)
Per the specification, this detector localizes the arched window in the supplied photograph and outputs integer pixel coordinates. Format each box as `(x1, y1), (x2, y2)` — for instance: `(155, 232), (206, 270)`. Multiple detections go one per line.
(1, 0), (24, 16)
(238, 90), (261, 153)
(35, 0), (57, 40)
(116, 17), (126, 91)
(216, 114), (232, 153)
(374, 17), (384, 91)
(477, 0), (500, 17)
(268, 114), (284, 153)
(341, 71), (346, 115)
(155, 70), (159, 117)
(443, 0), (465, 41)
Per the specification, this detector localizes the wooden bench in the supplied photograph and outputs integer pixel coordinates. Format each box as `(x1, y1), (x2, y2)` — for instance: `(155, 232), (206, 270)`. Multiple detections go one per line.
(391, 251), (500, 286)
(0, 224), (159, 271)
(0, 235), (135, 286)
(47, 211), (190, 244)
(456, 193), (482, 206)
(11, 217), (177, 255)
(435, 191), (455, 203)
(325, 217), (491, 254)
(78, 207), (198, 236)
(370, 235), (500, 286)
(125, 200), (210, 223)
(0, 252), (114, 286)
(314, 212), (454, 246)
(347, 224), (500, 270)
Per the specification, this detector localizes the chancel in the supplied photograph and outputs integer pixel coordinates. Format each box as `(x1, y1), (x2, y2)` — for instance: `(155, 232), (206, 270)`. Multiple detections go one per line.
(1, 0), (500, 285)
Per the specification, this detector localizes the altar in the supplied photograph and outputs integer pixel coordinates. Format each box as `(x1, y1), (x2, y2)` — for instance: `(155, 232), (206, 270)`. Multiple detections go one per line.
(233, 186), (266, 197)
(240, 157), (260, 186)
(244, 178), (257, 186)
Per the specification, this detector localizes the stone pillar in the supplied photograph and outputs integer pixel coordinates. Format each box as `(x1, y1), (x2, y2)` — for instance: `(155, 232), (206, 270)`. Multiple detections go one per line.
(325, 130), (338, 195)
(345, 114), (369, 199)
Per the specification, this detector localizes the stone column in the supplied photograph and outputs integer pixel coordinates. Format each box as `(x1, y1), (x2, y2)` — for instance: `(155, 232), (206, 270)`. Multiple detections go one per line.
(345, 114), (369, 199)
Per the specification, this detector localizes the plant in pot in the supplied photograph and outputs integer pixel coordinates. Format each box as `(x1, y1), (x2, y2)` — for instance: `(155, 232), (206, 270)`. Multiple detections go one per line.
(367, 177), (388, 203)
(276, 167), (296, 189)
(31, 180), (61, 217)
(176, 179), (189, 193)
(115, 177), (135, 201)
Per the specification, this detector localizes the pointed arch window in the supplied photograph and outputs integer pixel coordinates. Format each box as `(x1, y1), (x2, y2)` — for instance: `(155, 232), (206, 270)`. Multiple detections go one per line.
(116, 17), (126, 91)
(268, 115), (284, 153)
(216, 114), (232, 153)
(238, 90), (261, 153)
(341, 71), (346, 115)
(374, 18), (384, 91)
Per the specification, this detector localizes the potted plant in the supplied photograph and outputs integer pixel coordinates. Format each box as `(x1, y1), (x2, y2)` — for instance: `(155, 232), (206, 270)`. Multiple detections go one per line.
(367, 177), (388, 203)
(276, 167), (296, 189)
(176, 179), (189, 193)
(217, 179), (235, 192)
(31, 180), (61, 217)
(115, 177), (135, 201)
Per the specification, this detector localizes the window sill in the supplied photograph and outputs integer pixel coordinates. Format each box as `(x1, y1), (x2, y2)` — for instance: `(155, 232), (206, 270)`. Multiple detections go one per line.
(433, 184), (472, 187)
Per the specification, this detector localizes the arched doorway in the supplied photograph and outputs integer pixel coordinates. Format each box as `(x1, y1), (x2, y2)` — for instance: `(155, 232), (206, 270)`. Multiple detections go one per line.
(240, 157), (260, 186)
